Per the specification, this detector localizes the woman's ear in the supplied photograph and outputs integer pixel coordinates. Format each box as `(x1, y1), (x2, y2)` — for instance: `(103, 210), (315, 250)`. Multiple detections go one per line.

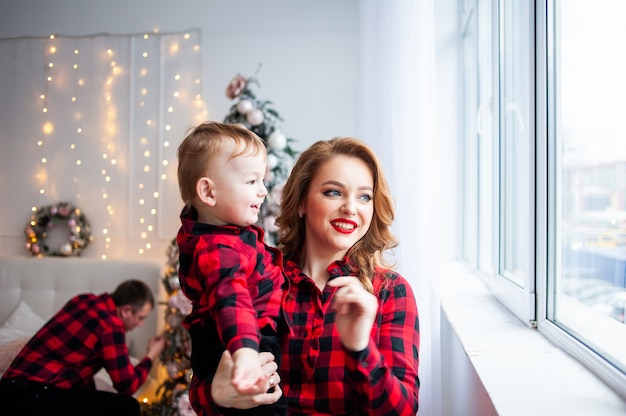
(196, 177), (217, 206)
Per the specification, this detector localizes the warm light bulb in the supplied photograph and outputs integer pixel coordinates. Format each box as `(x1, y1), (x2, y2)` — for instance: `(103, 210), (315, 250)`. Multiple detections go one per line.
(42, 122), (54, 134)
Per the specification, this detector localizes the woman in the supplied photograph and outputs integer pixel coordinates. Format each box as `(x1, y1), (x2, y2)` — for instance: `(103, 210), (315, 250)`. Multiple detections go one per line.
(211, 137), (420, 415)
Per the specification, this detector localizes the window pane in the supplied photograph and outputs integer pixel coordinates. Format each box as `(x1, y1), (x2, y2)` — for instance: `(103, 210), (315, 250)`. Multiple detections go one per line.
(550, 0), (626, 374)
(499, 0), (532, 288)
(477, 0), (494, 275)
(461, 0), (479, 267)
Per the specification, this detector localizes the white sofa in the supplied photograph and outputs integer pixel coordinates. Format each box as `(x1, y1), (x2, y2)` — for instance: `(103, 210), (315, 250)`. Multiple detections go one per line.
(0, 256), (164, 398)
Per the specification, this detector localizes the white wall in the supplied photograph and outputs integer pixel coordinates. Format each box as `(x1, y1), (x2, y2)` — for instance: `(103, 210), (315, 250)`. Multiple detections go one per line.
(0, 0), (359, 260)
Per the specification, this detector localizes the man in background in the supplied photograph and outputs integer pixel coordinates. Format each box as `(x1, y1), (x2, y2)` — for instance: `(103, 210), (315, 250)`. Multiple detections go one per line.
(0, 279), (165, 416)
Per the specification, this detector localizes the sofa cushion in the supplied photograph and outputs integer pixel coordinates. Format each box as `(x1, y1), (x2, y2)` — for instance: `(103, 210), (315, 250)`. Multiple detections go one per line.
(0, 300), (44, 344)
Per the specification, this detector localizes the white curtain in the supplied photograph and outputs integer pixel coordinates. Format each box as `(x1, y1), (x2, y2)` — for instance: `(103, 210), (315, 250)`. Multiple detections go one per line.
(357, 1), (440, 415)
(0, 30), (205, 259)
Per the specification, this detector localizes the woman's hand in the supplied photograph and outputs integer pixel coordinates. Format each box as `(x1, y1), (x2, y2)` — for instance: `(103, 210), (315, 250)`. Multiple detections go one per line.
(327, 276), (378, 351)
(211, 350), (282, 409)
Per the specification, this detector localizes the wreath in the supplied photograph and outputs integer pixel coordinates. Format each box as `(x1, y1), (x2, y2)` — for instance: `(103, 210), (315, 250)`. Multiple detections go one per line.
(24, 202), (93, 257)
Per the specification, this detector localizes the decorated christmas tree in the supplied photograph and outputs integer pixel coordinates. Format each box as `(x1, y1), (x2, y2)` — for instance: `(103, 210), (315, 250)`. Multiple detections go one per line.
(141, 70), (297, 415)
(223, 67), (298, 244)
(140, 239), (195, 416)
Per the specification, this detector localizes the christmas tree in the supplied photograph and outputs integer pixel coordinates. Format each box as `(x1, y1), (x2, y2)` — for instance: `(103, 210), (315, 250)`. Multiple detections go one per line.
(141, 239), (195, 416)
(223, 67), (299, 245)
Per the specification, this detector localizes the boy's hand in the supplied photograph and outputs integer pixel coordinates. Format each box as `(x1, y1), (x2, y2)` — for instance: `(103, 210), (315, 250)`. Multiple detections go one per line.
(231, 347), (269, 394)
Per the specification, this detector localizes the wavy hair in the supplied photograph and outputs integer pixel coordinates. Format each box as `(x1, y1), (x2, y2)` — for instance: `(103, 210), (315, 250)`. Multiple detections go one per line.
(275, 137), (397, 292)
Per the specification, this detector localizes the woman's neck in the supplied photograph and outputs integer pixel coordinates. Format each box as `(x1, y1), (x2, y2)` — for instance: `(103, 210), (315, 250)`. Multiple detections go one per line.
(300, 244), (347, 291)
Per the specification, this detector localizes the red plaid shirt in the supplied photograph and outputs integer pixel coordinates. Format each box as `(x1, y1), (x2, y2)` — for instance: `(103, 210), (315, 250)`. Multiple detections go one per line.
(177, 207), (285, 355)
(1, 293), (152, 395)
(281, 257), (420, 415)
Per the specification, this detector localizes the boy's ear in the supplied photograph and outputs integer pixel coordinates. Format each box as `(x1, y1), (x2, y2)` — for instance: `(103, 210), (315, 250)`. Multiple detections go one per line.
(196, 177), (217, 206)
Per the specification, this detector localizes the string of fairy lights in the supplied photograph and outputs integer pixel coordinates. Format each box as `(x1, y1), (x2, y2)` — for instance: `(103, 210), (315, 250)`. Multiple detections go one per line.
(31, 30), (206, 259)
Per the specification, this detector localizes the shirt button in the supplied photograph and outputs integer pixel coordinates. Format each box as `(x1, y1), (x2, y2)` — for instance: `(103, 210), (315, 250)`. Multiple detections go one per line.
(303, 331), (308, 337)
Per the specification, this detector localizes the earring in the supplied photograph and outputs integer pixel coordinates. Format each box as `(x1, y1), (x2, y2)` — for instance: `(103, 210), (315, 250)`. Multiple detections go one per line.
(298, 211), (304, 218)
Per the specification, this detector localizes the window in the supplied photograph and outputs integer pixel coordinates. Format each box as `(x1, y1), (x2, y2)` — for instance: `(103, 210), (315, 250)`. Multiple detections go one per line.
(460, 0), (626, 397)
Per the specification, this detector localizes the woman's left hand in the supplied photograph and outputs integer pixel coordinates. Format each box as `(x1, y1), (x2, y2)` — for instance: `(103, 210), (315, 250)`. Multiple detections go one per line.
(327, 276), (378, 351)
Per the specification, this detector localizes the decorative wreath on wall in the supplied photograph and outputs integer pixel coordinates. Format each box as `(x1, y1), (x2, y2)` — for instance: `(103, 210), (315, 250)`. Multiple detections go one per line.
(24, 202), (93, 257)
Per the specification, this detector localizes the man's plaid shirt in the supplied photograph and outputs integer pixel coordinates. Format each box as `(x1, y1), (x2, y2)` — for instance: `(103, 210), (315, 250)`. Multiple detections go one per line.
(1, 293), (152, 395)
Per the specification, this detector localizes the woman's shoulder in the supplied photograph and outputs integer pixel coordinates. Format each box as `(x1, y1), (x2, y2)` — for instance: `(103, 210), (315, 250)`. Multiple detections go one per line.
(373, 268), (415, 299)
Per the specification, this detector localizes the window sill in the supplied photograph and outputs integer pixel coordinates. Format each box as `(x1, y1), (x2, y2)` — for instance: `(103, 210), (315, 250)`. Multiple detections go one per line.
(433, 262), (626, 415)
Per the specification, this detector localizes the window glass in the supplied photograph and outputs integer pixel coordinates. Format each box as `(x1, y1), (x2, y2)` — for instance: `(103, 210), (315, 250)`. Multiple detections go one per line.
(461, 0), (479, 267)
(477, 0), (495, 276)
(548, 0), (626, 374)
(498, 0), (532, 289)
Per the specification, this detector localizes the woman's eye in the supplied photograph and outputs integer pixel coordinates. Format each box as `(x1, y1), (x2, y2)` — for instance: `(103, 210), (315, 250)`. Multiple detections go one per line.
(323, 189), (341, 197)
(359, 194), (373, 202)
